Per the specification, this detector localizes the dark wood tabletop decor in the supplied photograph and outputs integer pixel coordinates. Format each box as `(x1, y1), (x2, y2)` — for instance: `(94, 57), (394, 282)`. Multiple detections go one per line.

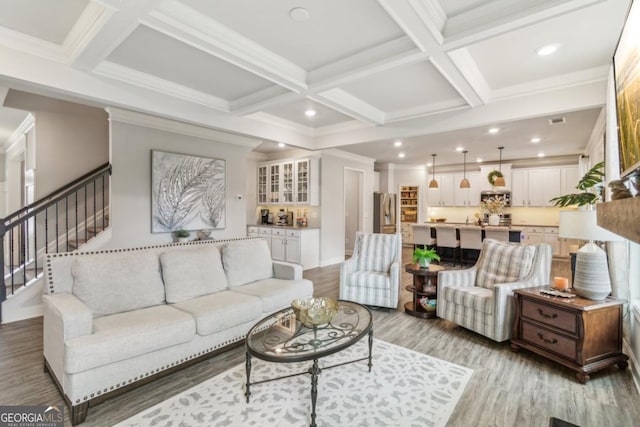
(511, 286), (628, 383)
(404, 263), (445, 318)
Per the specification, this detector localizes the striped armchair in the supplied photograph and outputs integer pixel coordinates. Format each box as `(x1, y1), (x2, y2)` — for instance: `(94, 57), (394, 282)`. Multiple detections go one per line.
(436, 238), (552, 342)
(339, 232), (402, 309)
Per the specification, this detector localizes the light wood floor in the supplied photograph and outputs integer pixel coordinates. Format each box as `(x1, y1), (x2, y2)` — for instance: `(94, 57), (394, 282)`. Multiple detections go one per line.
(0, 250), (637, 427)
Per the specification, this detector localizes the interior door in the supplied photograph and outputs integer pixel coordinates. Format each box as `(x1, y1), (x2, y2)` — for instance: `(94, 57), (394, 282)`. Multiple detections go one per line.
(344, 169), (363, 255)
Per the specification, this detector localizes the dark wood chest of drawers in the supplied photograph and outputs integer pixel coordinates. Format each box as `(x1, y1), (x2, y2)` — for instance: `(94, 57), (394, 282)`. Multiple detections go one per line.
(511, 287), (628, 383)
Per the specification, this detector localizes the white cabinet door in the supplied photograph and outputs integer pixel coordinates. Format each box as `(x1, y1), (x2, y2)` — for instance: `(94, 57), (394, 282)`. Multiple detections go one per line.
(257, 165), (268, 205)
(561, 165), (580, 196)
(511, 169), (528, 206)
(281, 161), (295, 204)
(285, 236), (301, 264)
(544, 227), (560, 255)
(528, 168), (560, 206)
(467, 172), (482, 206)
(268, 163), (281, 204)
(271, 234), (286, 261)
(440, 175), (456, 206)
(295, 159), (309, 204)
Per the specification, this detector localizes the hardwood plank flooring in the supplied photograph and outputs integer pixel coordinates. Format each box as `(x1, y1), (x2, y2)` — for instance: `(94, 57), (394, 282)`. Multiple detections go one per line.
(0, 250), (636, 426)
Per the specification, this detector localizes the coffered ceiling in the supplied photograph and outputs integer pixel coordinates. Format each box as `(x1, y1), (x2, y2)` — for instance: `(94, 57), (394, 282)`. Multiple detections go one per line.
(0, 0), (632, 166)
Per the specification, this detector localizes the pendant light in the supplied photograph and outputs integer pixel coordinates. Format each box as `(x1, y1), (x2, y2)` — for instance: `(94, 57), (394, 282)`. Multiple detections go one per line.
(494, 146), (506, 187)
(428, 154), (439, 189)
(459, 150), (470, 189)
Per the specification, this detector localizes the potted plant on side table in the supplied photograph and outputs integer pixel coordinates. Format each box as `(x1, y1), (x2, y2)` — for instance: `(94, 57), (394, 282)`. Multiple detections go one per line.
(413, 247), (440, 268)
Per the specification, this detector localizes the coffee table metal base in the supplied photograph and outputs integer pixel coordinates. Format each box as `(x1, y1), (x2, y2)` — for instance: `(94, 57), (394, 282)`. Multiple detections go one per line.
(245, 329), (373, 427)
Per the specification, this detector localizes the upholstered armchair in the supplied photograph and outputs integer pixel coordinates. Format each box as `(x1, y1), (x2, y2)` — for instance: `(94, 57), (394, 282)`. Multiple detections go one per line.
(436, 238), (552, 342)
(340, 232), (402, 309)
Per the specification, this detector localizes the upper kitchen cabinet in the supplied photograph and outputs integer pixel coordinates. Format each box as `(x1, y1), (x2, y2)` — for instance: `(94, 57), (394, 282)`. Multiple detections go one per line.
(511, 165), (577, 207)
(428, 172), (481, 207)
(257, 158), (319, 206)
(428, 174), (455, 207)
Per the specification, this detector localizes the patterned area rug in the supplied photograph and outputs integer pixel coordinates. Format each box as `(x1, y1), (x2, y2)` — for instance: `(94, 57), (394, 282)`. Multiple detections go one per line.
(115, 339), (473, 427)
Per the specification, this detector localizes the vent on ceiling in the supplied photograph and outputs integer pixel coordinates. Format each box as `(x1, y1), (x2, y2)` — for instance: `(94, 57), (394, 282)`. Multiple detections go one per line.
(549, 117), (566, 125)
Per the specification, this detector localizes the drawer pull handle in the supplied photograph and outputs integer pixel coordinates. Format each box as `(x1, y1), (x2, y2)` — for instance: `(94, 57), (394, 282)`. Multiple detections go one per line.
(537, 309), (558, 319)
(537, 333), (558, 345)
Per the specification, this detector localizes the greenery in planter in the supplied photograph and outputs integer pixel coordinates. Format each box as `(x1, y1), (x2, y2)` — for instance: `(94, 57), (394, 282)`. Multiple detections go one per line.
(413, 247), (441, 265)
(174, 229), (190, 238)
(549, 161), (604, 207)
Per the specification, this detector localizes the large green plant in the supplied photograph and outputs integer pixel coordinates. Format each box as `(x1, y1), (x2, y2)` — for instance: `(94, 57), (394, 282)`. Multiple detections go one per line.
(549, 161), (605, 207)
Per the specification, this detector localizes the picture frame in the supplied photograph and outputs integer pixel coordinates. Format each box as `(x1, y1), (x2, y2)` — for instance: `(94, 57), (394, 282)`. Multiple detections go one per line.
(613, 0), (640, 178)
(151, 150), (226, 233)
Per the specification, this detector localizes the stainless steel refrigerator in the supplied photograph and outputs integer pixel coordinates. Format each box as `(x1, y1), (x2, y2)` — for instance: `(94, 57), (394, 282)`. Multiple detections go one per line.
(373, 192), (397, 234)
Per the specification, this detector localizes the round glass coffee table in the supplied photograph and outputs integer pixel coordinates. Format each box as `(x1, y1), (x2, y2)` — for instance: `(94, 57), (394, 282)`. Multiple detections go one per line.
(245, 300), (373, 427)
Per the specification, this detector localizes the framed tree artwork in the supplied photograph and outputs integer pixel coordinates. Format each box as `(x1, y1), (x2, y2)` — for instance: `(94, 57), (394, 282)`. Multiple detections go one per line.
(151, 150), (226, 232)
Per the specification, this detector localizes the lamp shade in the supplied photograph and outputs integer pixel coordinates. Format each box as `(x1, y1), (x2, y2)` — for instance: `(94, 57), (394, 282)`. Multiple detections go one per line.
(558, 210), (623, 242)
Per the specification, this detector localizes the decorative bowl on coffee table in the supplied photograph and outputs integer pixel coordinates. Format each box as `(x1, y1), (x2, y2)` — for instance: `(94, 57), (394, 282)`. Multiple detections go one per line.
(291, 297), (339, 327)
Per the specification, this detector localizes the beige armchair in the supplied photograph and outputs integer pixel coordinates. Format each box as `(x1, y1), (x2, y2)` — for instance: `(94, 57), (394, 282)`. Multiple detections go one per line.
(436, 238), (552, 342)
(340, 232), (402, 309)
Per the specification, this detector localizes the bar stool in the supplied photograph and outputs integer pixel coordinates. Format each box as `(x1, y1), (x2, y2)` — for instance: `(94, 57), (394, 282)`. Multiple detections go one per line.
(458, 225), (483, 265)
(411, 224), (436, 250)
(484, 226), (510, 242)
(434, 224), (460, 265)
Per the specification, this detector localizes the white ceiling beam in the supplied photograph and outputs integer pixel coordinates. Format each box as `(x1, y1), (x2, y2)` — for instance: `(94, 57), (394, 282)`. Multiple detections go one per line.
(443, 0), (606, 49)
(312, 79), (606, 149)
(309, 38), (426, 91)
(64, 2), (115, 64)
(230, 86), (298, 116)
(144, 0), (308, 93)
(378, 0), (486, 108)
(311, 89), (386, 125)
(71, 0), (160, 71)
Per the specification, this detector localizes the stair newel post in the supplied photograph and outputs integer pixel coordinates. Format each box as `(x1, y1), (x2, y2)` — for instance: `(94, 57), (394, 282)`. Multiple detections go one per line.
(0, 220), (6, 323)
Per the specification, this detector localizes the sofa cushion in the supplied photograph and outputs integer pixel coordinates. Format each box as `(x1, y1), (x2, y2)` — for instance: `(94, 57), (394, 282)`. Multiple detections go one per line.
(71, 252), (165, 317)
(222, 239), (273, 286)
(231, 278), (313, 314)
(356, 233), (397, 273)
(160, 246), (228, 303)
(475, 239), (536, 289)
(64, 305), (195, 374)
(172, 291), (262, 336)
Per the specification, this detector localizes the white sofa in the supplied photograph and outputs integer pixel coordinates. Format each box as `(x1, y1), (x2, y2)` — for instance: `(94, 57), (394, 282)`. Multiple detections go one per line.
(42, 238), (313, 425)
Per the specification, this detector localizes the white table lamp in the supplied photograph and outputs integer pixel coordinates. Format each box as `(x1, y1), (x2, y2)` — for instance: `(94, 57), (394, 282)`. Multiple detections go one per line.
(558, 209), (623, 300)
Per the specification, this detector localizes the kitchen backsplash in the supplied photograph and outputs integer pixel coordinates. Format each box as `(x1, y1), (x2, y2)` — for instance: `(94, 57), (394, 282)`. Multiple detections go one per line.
(425, 206), (564, 226)
(255, 205), (321, 227)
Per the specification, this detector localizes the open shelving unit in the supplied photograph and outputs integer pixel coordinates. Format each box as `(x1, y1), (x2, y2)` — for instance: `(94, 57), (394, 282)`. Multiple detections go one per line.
(400, 185), (419, 223)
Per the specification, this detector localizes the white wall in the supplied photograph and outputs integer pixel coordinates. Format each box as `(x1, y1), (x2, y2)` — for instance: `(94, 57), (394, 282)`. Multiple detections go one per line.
(108, 116), (254, 248)
(320, 150), (374, 266)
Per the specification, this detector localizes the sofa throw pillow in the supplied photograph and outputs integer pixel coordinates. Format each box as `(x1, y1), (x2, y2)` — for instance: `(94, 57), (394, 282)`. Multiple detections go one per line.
(160, 246), (228, 303)
(71, 252), (165, 317)
(222, 239), (273, 286)
(356, 233), (397, 273)
(475, 239), (536, 289)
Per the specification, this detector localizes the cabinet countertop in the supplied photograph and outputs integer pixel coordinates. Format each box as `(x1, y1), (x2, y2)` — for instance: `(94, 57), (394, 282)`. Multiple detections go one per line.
(413, 222), (558, 229)
(248, 224), (320, 230)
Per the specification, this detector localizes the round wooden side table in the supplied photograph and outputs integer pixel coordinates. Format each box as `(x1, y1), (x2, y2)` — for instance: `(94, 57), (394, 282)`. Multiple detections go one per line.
(404, 263), (445, 319)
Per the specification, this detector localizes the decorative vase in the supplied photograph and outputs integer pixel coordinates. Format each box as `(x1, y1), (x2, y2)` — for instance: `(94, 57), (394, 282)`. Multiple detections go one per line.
(419, 258), (430, 268)
(488, 214), (500, 226)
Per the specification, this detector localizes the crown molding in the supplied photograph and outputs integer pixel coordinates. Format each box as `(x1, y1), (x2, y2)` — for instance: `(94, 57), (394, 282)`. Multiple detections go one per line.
(321, 148), (376, 165)
(313, 89), (385, 125)
(94, 61), (230, 111)
(385, 98), (468, 123)
(0, 26), (66, 63)
(246, 112), (314, 137)
(408, 0), (446, 44)
(106, 107), (261, 148)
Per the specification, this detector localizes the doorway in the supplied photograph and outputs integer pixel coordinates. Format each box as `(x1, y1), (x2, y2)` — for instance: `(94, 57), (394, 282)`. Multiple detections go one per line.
(344, 168), (364, 256)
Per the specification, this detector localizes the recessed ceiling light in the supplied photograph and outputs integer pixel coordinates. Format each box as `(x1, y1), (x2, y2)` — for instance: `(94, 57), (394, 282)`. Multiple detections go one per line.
(305, 109), (316, 117)
(488, 127), (500, 134)
(398, 152), (406, 158)
(289, 7), (309, 22)
(536, 43), (561, 56)
(394, 140), (402, 147)
(455, 146), (464, 152)
(531, 137), (541, 143)
(538, 152), (545, 157)
(476, 157), (483, 163)
(277, 142), (285, 148)
(427, 162), (433, 167)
